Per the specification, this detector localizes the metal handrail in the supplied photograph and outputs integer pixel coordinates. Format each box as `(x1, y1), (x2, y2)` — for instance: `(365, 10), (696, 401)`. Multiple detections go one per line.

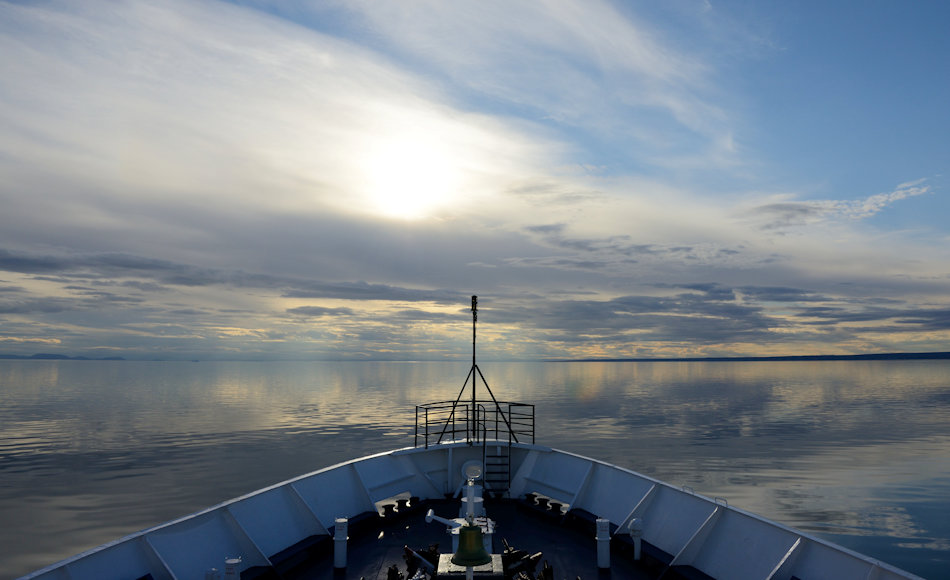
(414, 400), (535, 449)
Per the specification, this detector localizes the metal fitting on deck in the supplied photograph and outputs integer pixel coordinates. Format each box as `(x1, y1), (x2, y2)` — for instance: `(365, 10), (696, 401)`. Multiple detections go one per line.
(629, 518), (643, 560)
(334, 517), (348, 569)
(596, 518), (611, 569)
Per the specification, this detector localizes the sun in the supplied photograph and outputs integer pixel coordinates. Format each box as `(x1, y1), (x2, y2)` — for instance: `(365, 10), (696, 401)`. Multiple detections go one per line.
(361, 135), (461, 219)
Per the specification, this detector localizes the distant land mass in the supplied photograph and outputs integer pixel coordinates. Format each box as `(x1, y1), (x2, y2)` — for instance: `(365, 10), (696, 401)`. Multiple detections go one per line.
(0, 353), (126, 361)
(1, 352), (949, 363)
(565, 351), (950, 362)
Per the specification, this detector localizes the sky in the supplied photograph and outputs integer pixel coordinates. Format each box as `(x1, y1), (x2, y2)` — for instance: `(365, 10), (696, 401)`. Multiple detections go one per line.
(0, 0), (948, 361)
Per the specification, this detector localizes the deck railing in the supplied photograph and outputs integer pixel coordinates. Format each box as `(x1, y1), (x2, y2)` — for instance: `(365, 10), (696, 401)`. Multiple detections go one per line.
(414, 400), (535, 448)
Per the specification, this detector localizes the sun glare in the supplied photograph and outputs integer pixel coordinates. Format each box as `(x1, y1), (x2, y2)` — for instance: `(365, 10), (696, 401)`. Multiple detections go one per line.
(362, 136), (461, 219)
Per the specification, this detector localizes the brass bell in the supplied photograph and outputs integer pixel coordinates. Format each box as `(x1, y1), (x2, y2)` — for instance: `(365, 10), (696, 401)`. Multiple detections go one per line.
(451, 523), (492, 567)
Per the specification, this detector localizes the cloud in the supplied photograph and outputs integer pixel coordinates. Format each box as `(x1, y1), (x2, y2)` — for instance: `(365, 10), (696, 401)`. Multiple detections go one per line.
(306, 0), (737, 169)
(499, 288), (774, 342)
(286, 306), (355, 318)
(796, 305), (950, 332)
(746, 201), (835, 231)
(743, 181), (932, 231)
(392, 309), (461, 322)
(282, 282), (466, 304)
(0, 0), (561, 238)
(0, 248), (235, 288)
(0, 336), (62, 345)
(1, 241), (948, 359)
(0, 250), (72, 274)
(0, 247), (471, 306)
(739, 286), (830, 303)
(847, 181), (931, 219)
(0, 298), (76, 315)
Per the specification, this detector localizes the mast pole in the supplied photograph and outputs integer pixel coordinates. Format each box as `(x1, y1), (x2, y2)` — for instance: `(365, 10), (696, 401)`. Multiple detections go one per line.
(472, 296), (477, 367)
(471, 295), (477, 439)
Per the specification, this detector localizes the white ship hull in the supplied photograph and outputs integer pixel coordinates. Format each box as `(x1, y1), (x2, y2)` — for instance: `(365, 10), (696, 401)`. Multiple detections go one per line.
(20, 440), (923, 580)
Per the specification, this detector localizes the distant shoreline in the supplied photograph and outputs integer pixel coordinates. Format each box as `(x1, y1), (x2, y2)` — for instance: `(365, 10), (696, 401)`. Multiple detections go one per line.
(560, 351), (950, 362)
(0, 353), (126, 361)
(1, 351), (949, 363)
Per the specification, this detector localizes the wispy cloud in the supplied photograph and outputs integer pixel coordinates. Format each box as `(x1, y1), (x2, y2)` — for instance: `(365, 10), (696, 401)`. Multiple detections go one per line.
(742, 180), (932, 231)
(846, 180), (931, 219)
(286, 306), (355, 318)
(311, 0), (736, 170)
(0, 336), (62, 345)
(0, 0), (559, 231)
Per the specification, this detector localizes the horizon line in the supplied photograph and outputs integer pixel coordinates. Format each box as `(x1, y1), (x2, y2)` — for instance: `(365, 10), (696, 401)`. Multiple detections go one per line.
(2, 351), (950, 363)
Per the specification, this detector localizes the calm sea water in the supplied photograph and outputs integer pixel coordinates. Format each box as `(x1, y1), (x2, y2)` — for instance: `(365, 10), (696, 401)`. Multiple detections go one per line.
(1, 360), (949, 579)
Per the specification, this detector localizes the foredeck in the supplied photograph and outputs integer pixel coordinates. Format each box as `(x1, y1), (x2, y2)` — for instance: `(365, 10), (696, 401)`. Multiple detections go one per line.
(21, 442), (923, 580)
(267, 497), (683, 580)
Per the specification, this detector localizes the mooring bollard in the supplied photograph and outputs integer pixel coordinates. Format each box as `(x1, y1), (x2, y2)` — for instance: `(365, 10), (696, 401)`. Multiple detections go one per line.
(629, 518), (643, 560)
(596, 518), (611, 569)
(334, 517), (348, 569)
(223, 557), (241, 579)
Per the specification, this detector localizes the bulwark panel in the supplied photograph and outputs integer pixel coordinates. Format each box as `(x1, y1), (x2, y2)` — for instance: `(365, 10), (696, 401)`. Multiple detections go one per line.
(572, 461), (656, 524)
(634, 485), (717, 558)
(227, 485), (324, 558)
(686, 507), (799, 580)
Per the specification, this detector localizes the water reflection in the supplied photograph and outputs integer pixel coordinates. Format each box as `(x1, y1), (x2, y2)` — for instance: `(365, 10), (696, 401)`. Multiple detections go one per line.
(508, 361), (950, 578)
(1, 360), (948, 579)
